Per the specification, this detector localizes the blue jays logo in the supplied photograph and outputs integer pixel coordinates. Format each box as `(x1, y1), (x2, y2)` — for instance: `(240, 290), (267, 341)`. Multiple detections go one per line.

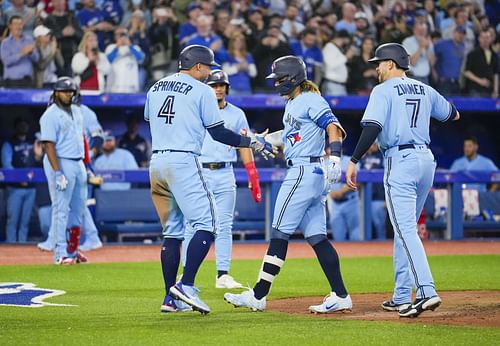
(0, 283), (75, 308)
(287, 131), (302, 146)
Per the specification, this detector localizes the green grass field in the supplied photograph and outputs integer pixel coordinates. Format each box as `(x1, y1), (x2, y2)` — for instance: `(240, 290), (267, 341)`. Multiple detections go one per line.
(1, 255), (499, 345)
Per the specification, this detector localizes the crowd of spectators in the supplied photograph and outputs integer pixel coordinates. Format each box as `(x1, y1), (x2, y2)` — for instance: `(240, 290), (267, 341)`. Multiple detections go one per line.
(0, 0), (498, 96)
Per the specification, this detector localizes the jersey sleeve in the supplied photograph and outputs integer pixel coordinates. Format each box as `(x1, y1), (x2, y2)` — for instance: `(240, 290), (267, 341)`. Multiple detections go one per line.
(429, 87), (453, 122)
(361, 85), (389, 128)
(82, 105), (102, 136)
(201, 87), (224, 129)
(143, 93), (150, 122)
(307, 94), (337, 123)
(39, 110), (58, 142)
(236, 109), (250, 133)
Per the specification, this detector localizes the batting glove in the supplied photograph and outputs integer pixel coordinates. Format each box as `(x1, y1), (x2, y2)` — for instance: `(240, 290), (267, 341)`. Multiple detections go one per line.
(241, 129), (277, 160)
(323, 156), (341, 192)
(244, 161), (262, 203)
(55, 170), (68, 191)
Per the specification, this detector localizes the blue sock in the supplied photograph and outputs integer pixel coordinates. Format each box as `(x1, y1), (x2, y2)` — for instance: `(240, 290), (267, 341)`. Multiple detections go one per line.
(161, 238), (182, 296)
(182, 230), (214, 286)
(312, 239), (348, 297)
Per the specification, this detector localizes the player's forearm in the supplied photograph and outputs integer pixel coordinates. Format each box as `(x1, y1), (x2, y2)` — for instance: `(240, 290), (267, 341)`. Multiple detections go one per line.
(207, 124), (250, 147)
(239, 147), (254, 164)
(350, 124), (381, 164)
(43, 141), (61, 171)
(326, 123), (344, 157)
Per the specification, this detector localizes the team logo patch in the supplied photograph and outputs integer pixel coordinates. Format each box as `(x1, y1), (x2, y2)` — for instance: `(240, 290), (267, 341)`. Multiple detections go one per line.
(0, 283), (75, 308)
(287, 131), (302, 146)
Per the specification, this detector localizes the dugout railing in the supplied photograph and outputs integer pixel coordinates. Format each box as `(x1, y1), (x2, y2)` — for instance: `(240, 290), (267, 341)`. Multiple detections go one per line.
(1, 168), (499, 240)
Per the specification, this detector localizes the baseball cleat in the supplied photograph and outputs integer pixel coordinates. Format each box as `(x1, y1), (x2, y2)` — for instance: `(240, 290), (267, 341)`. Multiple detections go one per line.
(54, 256), (76, 265)
(161, 295), (193, 313)
(381, 300), (411, 312)
(37, 240), (55, 252)
(75, 251), (89, 264)
(169, 282), (210, 314)
(399, 296), (442, 318)
(308, 293), (352, 314)
(216, 274), (243, 289)
(224, 289), (266, 311)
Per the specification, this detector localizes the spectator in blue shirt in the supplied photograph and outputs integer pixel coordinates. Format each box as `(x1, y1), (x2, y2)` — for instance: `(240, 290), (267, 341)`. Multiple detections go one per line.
(187, 14), (228, 63)
(335, 2), (357, 34)
(4, 0), (37, 36)
(77, 0), (115, 50)
(450, 136), (498, 192)
(434, 26), (466, 95)
(290, 27), (323, 85)
(178, 2), (201, 47)
(0, 15), (39, 87)
(221, 31), (256, 95)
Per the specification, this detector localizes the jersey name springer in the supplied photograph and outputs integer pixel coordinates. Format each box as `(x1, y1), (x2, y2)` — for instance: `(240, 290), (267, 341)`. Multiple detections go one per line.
(151, 80), (194, 95)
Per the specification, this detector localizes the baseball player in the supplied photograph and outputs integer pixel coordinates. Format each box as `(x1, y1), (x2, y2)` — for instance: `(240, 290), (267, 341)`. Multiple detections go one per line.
(224, 56), (352, 313)
(37, 89), (105, 254)
(144, 45), (274, 314)
(182, 69), (262, 289)
(39, 77), (88, 264)
(345, 43), (460, 318)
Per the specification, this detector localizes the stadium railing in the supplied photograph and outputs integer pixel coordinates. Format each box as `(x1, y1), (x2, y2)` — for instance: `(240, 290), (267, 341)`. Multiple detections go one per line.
(1, 168), (498, 240)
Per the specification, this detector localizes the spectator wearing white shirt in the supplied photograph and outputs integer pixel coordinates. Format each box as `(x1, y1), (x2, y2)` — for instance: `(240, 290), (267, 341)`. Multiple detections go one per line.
(105, 26), (144, 93)
(321, 30), (353, 96)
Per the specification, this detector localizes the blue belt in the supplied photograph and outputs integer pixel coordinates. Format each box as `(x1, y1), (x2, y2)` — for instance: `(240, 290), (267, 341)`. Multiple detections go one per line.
(335, 193), (357, 204)
(202, 162), (232, 170)
(398, 144), (429, 151)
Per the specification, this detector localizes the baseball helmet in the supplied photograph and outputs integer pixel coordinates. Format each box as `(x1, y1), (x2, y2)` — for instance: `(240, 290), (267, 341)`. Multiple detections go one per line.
(178, 45), (220, 70)
(266, 55), (307, 95)
(368, 43), (410, 70)
(53, 76), (77, 92)
(206, 69), (230, 94)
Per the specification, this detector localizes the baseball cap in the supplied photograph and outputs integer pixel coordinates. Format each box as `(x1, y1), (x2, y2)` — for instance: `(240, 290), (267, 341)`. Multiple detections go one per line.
(186, 2), (200, 13)
(354, 12), (368, 21)
(33, 25), (51, 38)
(104, 130), (115, 141)
(455, 26), (466, 34)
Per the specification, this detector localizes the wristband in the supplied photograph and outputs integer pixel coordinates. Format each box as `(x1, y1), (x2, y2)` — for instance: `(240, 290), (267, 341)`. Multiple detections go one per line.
(329, 141), (342, 157)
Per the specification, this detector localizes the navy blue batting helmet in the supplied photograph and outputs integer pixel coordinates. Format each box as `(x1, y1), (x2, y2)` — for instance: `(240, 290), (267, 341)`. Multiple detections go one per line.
(368, 43), (410, 70)
(206, 69), (229, 86)
(178, 45), (220, 70)
(53, 76), (77, 91)
(266, 55), (307, 95)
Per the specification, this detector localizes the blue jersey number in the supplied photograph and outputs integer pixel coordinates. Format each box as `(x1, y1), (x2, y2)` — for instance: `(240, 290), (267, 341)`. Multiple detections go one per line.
(158, 96), (175, 124)
(406, 99), (421, 128)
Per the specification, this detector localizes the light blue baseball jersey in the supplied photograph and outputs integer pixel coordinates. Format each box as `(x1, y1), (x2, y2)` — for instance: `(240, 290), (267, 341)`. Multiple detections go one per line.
(450, 154), (498, 192)
(144, 73), (223, 155)
(282, 92), (341, 159)
(39, 104), (85, 159)
(80, 104), (103, 139)
(200, 102), (249, 163)
(450, 155), (498, 172)
(94, 148), (139, 190)
(361, 77), (452, 150)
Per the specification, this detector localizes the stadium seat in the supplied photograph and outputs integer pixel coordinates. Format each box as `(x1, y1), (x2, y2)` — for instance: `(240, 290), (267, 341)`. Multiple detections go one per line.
(94, 189), (162, 242)
(233, 187), (265, 240)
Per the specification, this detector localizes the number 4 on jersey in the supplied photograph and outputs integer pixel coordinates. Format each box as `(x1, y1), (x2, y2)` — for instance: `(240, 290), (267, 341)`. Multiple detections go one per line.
(158, 95), (175, 124)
